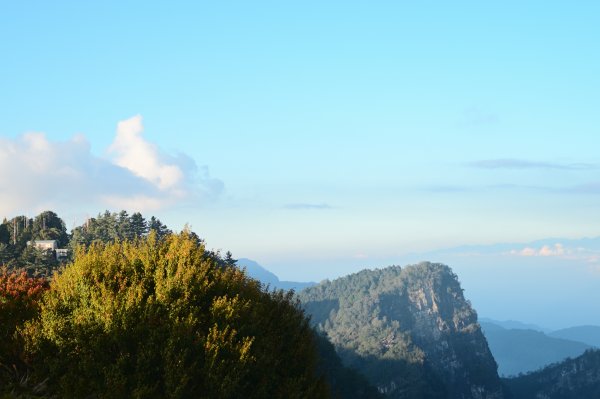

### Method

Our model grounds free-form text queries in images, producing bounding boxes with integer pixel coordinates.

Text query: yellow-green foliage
[25,232,329,399]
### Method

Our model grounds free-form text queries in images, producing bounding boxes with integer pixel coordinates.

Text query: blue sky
[2,2,600,325]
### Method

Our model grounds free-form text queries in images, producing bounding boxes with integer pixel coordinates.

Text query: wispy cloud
[0,115,223,215]
[469,158,596,170]
[283,203,333,210]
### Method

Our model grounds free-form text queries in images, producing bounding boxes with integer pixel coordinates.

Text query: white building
[56,248,69,259]
[27,240,69,260]
[28,240,58,251]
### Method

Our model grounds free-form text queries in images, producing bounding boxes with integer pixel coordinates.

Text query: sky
[1,2,600,327]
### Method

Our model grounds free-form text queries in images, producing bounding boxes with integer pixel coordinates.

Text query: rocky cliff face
[299,262,505,399]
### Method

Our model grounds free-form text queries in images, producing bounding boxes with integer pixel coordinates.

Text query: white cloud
[510,243,567,257]
[0,115,223,217]
[109,115,183,190]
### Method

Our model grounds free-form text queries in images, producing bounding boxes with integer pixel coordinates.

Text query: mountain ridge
[299,262,505,399]
[549,325,600,348]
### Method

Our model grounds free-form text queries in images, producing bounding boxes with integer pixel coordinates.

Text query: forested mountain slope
[299,262,504,399]
[505,349,600,399]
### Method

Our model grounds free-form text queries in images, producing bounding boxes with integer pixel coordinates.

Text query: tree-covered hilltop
[299,262,505,399]
[69,210,172,249]
[0,210,381,398]
[504,349,600,399]
[0,210,172,277]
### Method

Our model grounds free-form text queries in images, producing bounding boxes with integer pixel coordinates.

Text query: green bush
[25,232,329,399]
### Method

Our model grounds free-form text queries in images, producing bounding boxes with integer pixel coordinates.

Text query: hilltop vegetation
[0,210,382,398]
[0,210,171,277]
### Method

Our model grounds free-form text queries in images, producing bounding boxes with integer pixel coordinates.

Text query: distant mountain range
[479,317,550,333]
[480,321,591,376]
[549,325,600,348]
[236,258,316,292]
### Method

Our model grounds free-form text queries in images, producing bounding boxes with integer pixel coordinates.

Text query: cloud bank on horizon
[0,115,223,217]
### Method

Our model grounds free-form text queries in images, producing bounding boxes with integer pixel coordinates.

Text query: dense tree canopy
[69,210,171,250]
[22,232,330,398]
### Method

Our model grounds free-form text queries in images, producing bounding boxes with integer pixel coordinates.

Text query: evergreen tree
[117,210,133,241]
[129,212,147,239]
[0,222,10,245]
[148,216,171,241]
